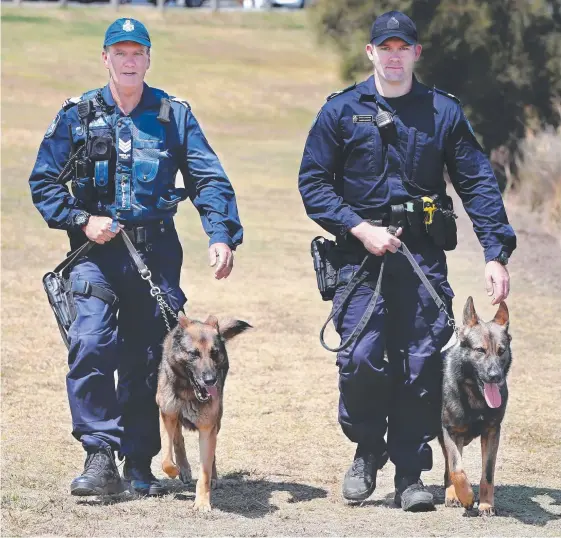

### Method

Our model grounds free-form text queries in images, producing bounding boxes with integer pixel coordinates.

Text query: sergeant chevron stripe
[119,139,131,153]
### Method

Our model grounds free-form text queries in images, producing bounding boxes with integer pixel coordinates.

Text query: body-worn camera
[87,135,113,162]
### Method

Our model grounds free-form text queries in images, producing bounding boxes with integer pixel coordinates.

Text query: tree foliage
[313,0,561,184]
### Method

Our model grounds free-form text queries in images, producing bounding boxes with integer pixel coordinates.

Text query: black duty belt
[123,220,172,245]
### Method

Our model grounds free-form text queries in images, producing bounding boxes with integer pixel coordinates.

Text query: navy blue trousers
[333,240,454,476]
[66,228,186,459]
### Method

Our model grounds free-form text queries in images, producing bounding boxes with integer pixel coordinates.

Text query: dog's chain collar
[154,293,179,333]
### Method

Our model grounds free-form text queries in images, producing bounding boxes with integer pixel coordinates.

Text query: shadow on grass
[171,470,328,518]
[489,485,561,526]
[347,483,561,526]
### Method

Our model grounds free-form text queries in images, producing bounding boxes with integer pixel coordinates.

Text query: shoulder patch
[44,113,60,138]
[170,97,191,110]
[61,96,81,112]
[326,82,357,101]
[433,87,461,104]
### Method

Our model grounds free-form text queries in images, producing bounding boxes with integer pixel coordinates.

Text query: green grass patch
[1,13,53,24]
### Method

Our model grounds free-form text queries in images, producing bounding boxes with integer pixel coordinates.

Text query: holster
[310,236,340,301]
[42,242,118,349]
[43,271,77,348]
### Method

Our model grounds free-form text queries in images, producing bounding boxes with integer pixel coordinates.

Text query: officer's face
[102,41,150,89]
[366,38,421,83]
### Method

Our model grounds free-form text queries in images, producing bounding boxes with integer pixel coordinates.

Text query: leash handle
[319,232,458,353]
[320,255,385,352]
[53,240,95,275]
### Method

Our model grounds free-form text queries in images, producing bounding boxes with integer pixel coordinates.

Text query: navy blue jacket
[298,76,516,262]
[29,84,243,249]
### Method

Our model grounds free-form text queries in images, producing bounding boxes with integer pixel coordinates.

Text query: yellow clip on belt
[422,196,437,225]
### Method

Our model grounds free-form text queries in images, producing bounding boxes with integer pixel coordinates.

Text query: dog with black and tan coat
[156,312,251,511]
[439,296,512,516]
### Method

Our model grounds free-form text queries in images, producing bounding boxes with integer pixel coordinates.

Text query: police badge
[45,114,60,139]
[123,19,135,32]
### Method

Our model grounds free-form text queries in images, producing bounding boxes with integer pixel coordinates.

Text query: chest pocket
[131,118,168,196]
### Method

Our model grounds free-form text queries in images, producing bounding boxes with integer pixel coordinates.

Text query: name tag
[353,115,374,123]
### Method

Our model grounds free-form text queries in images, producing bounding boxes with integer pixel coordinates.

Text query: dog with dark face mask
[156,312,251,511]
[439,296,512,516]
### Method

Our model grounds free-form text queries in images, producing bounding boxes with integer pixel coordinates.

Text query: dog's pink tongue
[207,385,218,399]
[484,383,502,408]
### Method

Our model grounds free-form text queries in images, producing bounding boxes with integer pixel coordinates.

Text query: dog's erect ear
[463,296,479,327]
[219,319,252,341]
[204,315,219,329]
[178,311,192,329]
[493,301,509,327]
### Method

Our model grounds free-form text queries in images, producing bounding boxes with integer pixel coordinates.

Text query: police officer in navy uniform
[29,19,243,496]
[298,11,515,510]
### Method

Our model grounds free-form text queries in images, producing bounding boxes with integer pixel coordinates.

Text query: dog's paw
[445,497,463,508]
[193,498,212,512]
[478,503,496,517]
[162,461,180,479]
[444,485,462,508]
[179,468,192,485]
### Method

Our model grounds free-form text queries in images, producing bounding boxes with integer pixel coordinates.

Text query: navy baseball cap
[370,11,417,46]
[104,18,151,48]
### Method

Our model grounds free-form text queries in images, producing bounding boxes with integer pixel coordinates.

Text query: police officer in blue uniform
[298,11,516,510]
[29,18,243,497]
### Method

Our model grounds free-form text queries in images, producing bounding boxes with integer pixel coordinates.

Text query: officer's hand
[209,243,234,280]
[350,222,402,256]
[485,261,510,305]
[83,216,123,244]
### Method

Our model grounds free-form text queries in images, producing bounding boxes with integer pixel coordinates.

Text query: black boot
[70,446,125,496]
[342,446,379,501]
[123,457,166,496]
[394,475,435,512]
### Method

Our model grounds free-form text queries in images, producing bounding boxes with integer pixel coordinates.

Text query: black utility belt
[310,194,457,302]
[122,219,173,245]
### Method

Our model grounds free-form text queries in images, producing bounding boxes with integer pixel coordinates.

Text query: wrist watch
[73,210,91,229]
[492,251,509,266]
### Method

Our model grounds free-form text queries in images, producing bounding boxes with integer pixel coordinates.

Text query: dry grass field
[1,7,560,536]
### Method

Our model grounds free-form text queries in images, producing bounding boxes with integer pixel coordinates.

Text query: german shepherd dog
[439,297,512,516]
[156,312,251,511]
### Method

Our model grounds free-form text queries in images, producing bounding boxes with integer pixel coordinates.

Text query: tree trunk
[110,0,119,10]
[211,0,220,11]
[157,0,165,12]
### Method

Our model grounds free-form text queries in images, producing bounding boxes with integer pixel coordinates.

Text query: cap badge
[123,19,135,32]
[387,17,399,29]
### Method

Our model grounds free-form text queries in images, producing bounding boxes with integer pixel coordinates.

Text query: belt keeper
[136,227,147,244]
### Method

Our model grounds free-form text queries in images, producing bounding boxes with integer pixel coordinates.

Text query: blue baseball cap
[370,11,417,46]
[104,18,151,48]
